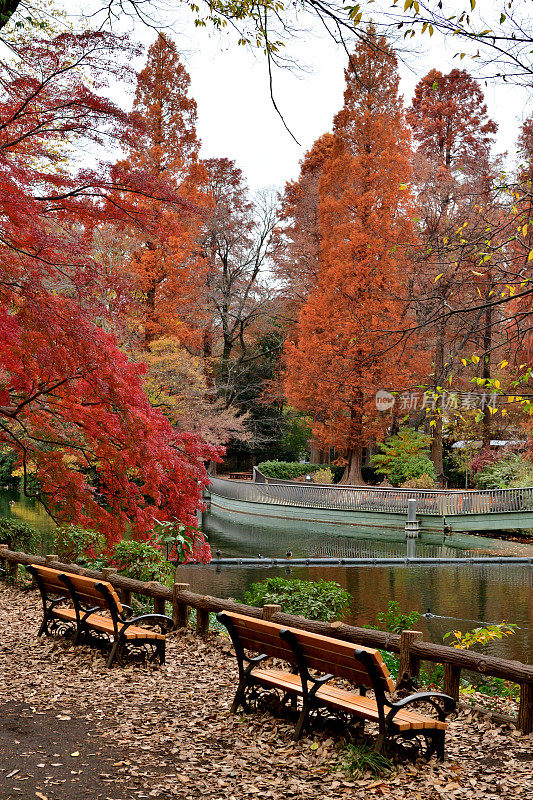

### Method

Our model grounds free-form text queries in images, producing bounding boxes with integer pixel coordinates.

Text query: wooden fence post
[101,567,117,582]
[196,608,210,636]
[262,604,282,621]
[172,583,190,629]
[398,630,423,685]
[518,682,533,734]
[147,583,165,616]
[443,663,461,702]
[45,554,58,566]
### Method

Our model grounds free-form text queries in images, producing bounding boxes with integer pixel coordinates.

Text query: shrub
[371,428,436,486]
[401,473,436,489]
[54,524,105,563]
[375,601,421,634]
[443,622,518,699]
[473,453,533,489]
[257,461,322,480]
[244,577,351,622]
[153,519,211,564]
[108,539,173,584]
[0,518,39,553]
[312,467,333,484]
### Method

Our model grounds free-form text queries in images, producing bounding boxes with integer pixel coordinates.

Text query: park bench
[26,564,173,667]
[217,611,456,759]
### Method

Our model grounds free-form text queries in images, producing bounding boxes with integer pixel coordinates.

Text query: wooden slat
[60,573,123,613]
[235,627,373,688]
[251,669,446,732]
[81,614,164,640]
[226,612,394,692]
[53,608,77,621]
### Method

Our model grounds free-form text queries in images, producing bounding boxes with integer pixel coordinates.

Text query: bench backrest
[221,612,394,694]
[59,571,123,614]
[27,564,66,596]
[28,565,123,614]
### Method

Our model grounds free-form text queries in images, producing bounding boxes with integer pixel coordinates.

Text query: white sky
[73,2,533,193]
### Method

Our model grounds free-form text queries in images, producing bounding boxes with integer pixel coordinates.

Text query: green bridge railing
[209,477,533,516]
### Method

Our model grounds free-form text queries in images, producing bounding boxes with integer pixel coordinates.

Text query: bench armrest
[49,596,68,609]
[121,614,174,633]
[387,691,456,724]
[80,606,101,624]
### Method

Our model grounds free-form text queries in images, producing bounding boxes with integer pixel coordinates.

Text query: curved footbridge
[206,476,533,536]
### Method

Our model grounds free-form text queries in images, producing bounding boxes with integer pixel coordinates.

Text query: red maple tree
[0,31,216,549]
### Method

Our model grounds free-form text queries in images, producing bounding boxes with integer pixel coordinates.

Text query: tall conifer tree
[284,31,422,484]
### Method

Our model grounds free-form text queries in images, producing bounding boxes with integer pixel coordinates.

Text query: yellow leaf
[529,250,533,262]
[461,359,467,366]
[472,355,480,364]
[494,379,500,389]
[399,183,409,190]
[435,273,444,282]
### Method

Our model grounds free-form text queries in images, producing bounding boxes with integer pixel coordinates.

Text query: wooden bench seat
[217,611,456,759]
[251,669,447,732]
[27,564,172,666]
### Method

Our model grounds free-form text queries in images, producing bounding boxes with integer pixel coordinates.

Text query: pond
[177,510,533,665]
[2,490,533,663]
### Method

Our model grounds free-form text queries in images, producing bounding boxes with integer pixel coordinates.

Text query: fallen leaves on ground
[0,585,531,799]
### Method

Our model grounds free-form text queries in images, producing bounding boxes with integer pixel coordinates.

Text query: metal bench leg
[231,680,249,714]
[436,730,445,761]
[106,640,119,668]
[293,704,310,740]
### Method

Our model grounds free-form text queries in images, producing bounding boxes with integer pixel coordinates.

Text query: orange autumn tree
[119,33,208,350]
[284,32,424,484]
[275,133,336,315]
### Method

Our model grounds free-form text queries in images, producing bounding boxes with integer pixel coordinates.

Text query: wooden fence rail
[1,545,532,732]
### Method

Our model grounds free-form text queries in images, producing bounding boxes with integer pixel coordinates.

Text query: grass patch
[342,742,395,779]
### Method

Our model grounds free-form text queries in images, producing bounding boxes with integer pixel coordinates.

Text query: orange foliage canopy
[284,32,424,483]
[119,34,208,349]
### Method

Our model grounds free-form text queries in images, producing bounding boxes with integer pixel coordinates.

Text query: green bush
[108,539,172,584]
[474,453,533,489]
[371,428,436,486]
[375,600,422,634]
[53,524,105,563]
[257,461,322,480]
[0,518,39,553]
[244,577,351,622]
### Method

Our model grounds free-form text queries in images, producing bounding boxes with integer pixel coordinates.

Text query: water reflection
[175,511,533,664]
[0,489,56,536]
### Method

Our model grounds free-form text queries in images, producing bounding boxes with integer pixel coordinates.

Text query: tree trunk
[341,397,365,485]
[341,446,363,485]
[431,309,445,477]
[482,298,492,448]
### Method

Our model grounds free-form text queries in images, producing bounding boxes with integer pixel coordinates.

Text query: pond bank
[0,584,532,799]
